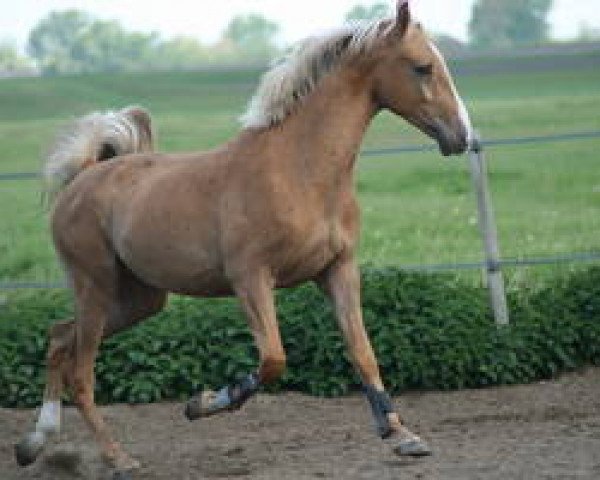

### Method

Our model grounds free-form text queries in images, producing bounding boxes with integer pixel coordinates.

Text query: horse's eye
[414,64,433,76]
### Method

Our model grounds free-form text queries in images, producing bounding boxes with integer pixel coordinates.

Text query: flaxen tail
[43,106,155,200]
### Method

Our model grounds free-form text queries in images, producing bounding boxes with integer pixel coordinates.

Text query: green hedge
[1,267,599,407]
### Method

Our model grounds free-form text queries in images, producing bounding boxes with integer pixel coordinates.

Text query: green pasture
[1,62,599,286]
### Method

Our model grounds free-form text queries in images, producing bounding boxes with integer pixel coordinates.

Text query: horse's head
[371,1,472,156]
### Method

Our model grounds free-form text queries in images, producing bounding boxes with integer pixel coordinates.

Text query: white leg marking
[36,400,61,435]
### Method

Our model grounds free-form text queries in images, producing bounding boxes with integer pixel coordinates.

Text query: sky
[1,0,599,51]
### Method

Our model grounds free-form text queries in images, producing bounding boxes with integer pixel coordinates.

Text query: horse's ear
[394,0,411,37]
[123,106,152,135]
[122,105,154,147]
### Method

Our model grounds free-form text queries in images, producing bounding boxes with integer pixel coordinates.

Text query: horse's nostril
[450,133,468,155]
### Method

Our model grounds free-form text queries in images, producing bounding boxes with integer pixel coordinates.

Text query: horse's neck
[270,68,376,189]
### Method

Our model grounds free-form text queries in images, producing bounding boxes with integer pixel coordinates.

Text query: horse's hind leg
[67,266,166,474]
[15,319,75,466]
[15,276,129,471]
[71,285,133,470]
[320,256,431,457]
[15,260,165,475]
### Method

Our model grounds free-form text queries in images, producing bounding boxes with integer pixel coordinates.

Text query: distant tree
[577,22,600,42]
[72,20,157,73]
[27,10,91,74]
[344,2,391,22]
[28,10,162,74]
[432,34,468,58]
[154,37,210,70]
[0,42,34,73]
[222,13,279,62]
[469,0,553,49]
[27,9,283,74]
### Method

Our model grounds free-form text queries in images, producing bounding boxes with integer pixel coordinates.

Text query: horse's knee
[260,352,286,383]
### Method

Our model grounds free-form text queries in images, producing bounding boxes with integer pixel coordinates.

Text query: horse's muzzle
[416,118,468,157]
[433,121,469,157]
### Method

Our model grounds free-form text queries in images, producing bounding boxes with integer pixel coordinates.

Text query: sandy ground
[2,368,599,480]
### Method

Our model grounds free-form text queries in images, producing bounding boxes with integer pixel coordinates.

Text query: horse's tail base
[43,106,155,201]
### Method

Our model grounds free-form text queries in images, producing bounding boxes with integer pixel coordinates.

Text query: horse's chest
[269,213,349,285]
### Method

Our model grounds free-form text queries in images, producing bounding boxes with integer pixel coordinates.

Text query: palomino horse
[16,2,472,477]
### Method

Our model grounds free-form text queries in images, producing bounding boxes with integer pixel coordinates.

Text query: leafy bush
[1,267,599,407]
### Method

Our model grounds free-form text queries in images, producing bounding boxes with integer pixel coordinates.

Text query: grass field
[1,60,599,286]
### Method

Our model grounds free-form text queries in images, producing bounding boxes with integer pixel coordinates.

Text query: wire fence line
[1,130,599,291]
[0,172,38,181]
[2,252,600,291]
[399,251,600,273]
[1,130,599,182]
[0,281,66,291]
[361,130,600,158]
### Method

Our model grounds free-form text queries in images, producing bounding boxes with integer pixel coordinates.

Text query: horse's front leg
[185,270,285,420]
[321,256,431,457]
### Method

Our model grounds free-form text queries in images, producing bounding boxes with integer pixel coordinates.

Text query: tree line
[12,10,280,76]
[1,0,596,76]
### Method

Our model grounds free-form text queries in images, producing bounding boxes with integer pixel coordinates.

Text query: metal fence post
[468,132,510,325]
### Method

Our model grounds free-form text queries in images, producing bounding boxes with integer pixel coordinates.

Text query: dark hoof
[112,470,134,480]
[14,436,44,467]
[393,438,432,457]
[184,397,201,421]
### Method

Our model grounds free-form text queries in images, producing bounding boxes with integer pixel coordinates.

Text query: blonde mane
[240,19,394,128]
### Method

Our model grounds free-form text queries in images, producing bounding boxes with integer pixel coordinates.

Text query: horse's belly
[126,253,230,295]
[115,226,230,295]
